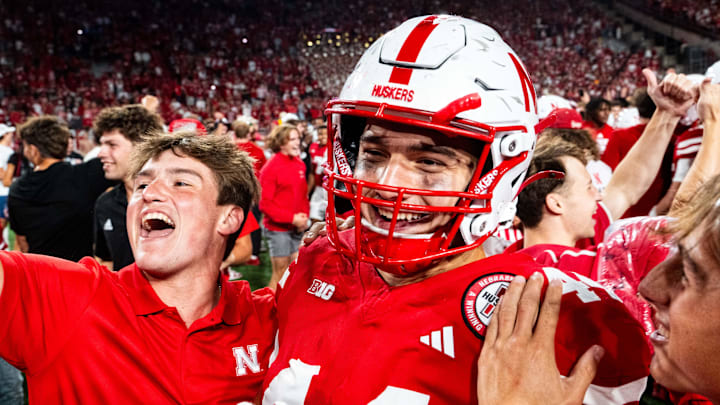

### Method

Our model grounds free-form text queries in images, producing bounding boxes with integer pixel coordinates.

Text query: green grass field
[230,247,273,290]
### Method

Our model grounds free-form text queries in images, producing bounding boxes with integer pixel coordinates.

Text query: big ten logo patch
[461,273,514,338]
[307,278,335,300]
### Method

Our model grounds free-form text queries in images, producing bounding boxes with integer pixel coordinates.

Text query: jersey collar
[118,264,250,325]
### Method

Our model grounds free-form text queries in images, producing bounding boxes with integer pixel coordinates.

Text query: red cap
[168,118,207,135]
[548,108,584,129]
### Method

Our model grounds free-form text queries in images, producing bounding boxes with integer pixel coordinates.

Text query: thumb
[642,68,658,89]
[564,345,603,399]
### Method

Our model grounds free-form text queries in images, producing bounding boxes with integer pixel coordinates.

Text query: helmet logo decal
[370,84,415,102]
[388,16,440,85]
[508,52,537,114]
[333,140,353,176]
[462,273,515,339]
[472,169,499,194]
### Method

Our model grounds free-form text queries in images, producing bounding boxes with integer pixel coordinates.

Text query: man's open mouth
[141,212,176,238]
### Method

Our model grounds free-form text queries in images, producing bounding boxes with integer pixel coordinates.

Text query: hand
[477,273,604,405]
[141,95,159,113]
[220,253,235,272]
[292,213,309,229]
[697,79,720,124]
[643,68,699,117]
[302,215,355,246]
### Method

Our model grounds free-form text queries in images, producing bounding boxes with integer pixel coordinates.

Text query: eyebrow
[136,167,204,182]
[359,134,464,160]
[679,244,708,284]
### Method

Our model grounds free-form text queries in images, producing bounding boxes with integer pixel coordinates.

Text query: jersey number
[263,359,430,404]
[542,267,621,303]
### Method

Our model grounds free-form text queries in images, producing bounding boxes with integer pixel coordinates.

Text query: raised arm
[603,69,697,220]
[669,80,720,215]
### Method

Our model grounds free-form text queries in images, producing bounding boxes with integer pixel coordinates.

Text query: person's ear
[217,206,244,236]
[545,192,564,216]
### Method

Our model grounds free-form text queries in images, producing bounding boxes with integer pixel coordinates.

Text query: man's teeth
[377,208,424,221]
[142,212,175,230]
[651,326,669,342]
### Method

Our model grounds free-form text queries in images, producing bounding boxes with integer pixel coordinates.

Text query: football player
[262,15,650,404]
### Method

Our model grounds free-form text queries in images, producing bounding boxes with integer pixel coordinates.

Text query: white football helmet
[323,15,539,275]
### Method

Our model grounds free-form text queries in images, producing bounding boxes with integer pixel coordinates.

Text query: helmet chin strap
[516,170,565,197]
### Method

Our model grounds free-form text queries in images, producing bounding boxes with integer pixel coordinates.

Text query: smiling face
[98,129,135,181]
[638,220,720,401]
[127,150,233,277]
[279,129,301,157]
[353,124,477,236]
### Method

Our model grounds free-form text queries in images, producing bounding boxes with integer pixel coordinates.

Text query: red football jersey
[0,252,276,404]
[262,230,650,404]
[672,126,703,183]
[308,142,328,189]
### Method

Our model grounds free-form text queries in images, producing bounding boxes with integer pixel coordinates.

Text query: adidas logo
[419,326,454,358]
[103,218,113,231]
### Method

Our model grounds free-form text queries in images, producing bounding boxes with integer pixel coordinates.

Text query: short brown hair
[232,120,250,139]
[129,132,259,212]
[541,128,599,160]
[517,137,588,228]
[93,104,164,143]
[18,116,71,159]
[266,124,297,153]
[129,132,259,259]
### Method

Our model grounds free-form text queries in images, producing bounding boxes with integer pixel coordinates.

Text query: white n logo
[233,344,261,376]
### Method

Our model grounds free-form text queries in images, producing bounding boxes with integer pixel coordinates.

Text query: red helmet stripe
[388,16,439,85]
[508,52,537,114]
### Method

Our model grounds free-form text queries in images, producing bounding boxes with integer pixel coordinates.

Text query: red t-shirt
[262,230,650,404]
[259,153,309,232]
[0,252,276,404]
[236,141,267,179]
[601,123,671,218]
[583,121,614,155]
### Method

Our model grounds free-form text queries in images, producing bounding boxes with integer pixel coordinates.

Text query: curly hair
[93,104,164,143]
[18,116,71,159]
[541,128,599,160]
[265,124,297,153]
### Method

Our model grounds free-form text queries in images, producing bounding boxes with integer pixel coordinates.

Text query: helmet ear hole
[499,133,526,158]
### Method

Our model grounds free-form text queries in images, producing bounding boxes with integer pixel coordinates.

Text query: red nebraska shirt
[259,153,309,232]
[262,230,650,404]
[0,252,276,404]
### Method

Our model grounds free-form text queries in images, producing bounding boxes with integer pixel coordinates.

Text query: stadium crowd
[2,2,720,405]
[1,0,660,133]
